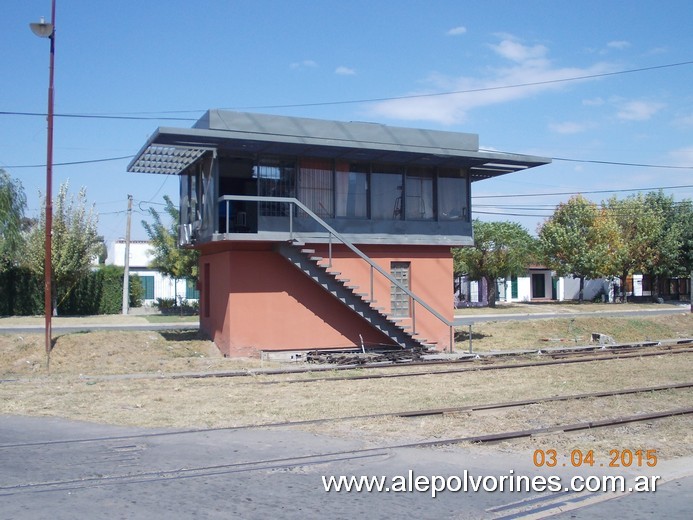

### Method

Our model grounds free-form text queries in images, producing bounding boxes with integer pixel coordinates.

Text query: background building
[106,240,199,305]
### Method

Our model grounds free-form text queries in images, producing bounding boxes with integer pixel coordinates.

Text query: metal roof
[127,110,550,179]
[128,145,213,175]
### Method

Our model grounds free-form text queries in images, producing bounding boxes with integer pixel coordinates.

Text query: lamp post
[30,0,56,363]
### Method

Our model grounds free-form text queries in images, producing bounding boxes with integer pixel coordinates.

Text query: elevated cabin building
[128,110,550,358]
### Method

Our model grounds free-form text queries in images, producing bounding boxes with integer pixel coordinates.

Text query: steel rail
[246,347,693,385]
[2,382,690,450]
[2,406,691,496]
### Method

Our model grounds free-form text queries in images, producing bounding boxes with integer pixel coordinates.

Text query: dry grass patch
[2,353,691,458]
[455,313,692,352]
[1,316,691,461]
[0,330,278,378]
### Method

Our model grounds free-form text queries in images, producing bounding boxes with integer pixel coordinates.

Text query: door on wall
[511,275,518,300]
[531,273,546,299]
[390,262,411,317]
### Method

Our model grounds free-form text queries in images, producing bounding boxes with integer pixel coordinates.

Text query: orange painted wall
[311,244,454,349]
[198,243,397,357]
[198,242,454,357]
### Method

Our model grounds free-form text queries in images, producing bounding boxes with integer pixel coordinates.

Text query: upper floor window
[438,169,469,221]
[406,167,435,220]
[255,158,296,216]
[335,161,368,218]
[371,165,404,220]
[299,158,333,218]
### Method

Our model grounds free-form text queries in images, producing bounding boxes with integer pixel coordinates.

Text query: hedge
[0,265,143,316]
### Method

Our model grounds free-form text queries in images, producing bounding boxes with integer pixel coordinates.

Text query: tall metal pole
[122,195,133,314]
[45,0,55,360]
[31,1,57,363]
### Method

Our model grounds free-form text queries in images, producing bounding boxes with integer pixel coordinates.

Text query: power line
[472,184,693,199]
[2,60,692,118]
[0,111,197,122]
[222,60,693,110]
[3,155,134,169]
[478,149,693,170]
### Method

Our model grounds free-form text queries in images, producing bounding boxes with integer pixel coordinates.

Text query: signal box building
[128,110,550,358]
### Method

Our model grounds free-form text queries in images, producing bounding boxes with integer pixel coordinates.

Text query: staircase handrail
[219,195,454,350]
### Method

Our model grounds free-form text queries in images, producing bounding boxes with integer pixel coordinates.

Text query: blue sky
[2,0,692,244]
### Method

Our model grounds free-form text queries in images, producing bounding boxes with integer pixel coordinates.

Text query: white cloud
[668,146,693,167]
[489,39,549,64]
[582,97,605,106]
[335,66,356,76]
[616,100,665,121]
[549,121,589,134]
[290,60,318,70]
[607,40,630,50]
[369,35,614,125]
[447,26,467,36]
[675,113,693,126]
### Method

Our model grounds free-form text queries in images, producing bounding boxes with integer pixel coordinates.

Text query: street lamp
[30,1,56,363]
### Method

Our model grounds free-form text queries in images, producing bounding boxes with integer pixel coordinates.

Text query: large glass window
[371,165,404,220]
[335,162,368,218]
[438,168,468,221]
[299,158,333,218]
[405,167,435,220]
[255,158,296,216]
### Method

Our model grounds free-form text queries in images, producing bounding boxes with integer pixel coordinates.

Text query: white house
[498,267,610,303]
[106,240,198,305]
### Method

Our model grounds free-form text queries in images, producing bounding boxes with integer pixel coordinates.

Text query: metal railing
[219,195,454,351]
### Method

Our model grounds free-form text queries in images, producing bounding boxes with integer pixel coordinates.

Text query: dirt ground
[1,311,691,462]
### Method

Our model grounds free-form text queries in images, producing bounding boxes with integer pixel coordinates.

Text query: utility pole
[122,194,133,314]
[30,1,56,365]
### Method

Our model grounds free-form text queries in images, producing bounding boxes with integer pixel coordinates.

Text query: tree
[605,192,680,300]
[142,195,199,303]
[0,169,27,269]
[453,220,537,307]
[539,195,620,302]
[24,182,102,314]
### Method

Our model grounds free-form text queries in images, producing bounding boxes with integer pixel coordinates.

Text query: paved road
[1,307,688,334]
[0,323,199,335]
[454,307,690,326]
[1,416,690,519]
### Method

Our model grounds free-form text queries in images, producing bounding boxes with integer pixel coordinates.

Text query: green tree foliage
[605,193,680,299]
[142,195,199,297]
[673,199,693,276]
[0,169,27,269]
[453,220,537,307]
[24,182,102,314]
[60,265,143,315]
[538,195,620,301]
[643,191,692,276]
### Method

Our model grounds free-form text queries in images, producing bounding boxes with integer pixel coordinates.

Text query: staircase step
[300,248,316,254]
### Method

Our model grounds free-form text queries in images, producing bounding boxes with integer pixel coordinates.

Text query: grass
[455,314,691,352]
[143,315,199,323]
[1,311,691,461]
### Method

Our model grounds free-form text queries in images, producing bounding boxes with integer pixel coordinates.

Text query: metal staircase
[275,241,433,351]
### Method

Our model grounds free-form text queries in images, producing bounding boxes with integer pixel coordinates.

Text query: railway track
[245,345,693,385]
[50,338,686,385]
[2,402,691,497]
[2,381,690,449]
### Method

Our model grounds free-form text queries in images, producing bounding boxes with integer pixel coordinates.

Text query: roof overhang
[127,110,551,179]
